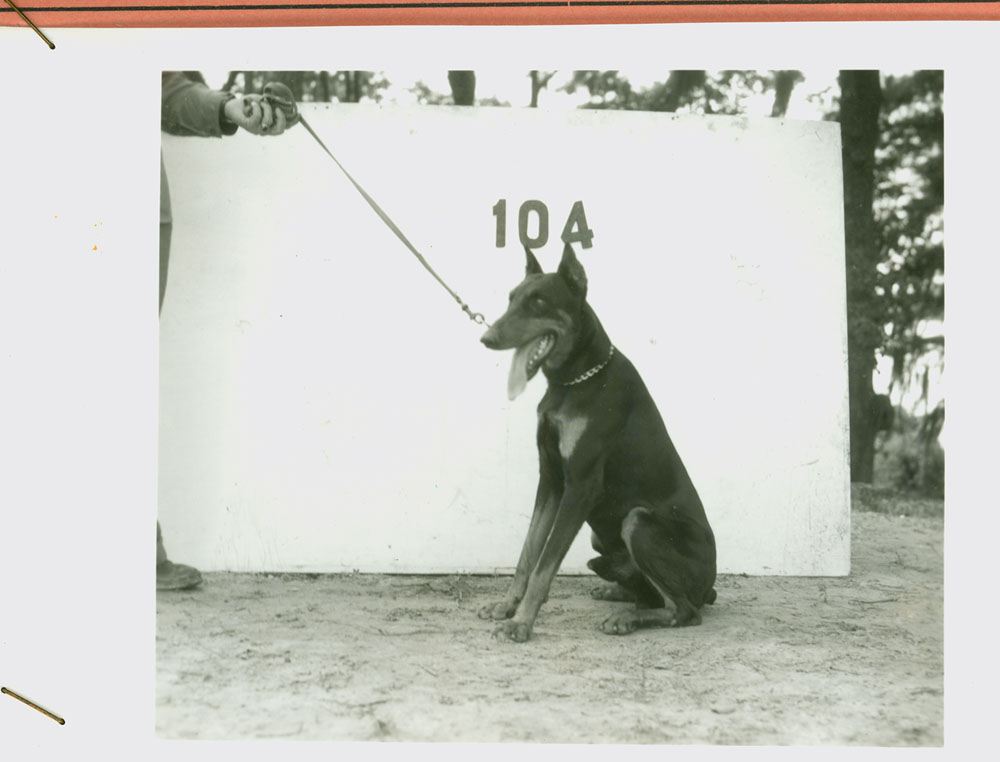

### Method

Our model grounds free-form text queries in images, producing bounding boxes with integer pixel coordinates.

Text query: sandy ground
[156,510,943,744]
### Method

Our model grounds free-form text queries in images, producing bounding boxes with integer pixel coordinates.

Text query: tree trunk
[222,71,239,93]
[242,72,261,94]
[530,71,541,108]
[838,70,883,483]
[654,70,706,113]
[344,71,359,103]
[770,70,801,117]
[530,71,555,108]
[448,71,476,106]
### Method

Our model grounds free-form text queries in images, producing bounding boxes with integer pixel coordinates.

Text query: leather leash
[258,83,488,327]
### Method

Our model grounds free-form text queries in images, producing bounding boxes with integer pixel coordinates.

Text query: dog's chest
[539,407,589,461]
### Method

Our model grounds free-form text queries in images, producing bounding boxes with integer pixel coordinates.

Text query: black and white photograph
[151,67,943,743]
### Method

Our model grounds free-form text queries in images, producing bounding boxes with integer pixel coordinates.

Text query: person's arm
[161,71,237,138]
[161,72,288,137]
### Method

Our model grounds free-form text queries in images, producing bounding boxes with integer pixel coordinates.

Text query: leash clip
[460,303,489,327]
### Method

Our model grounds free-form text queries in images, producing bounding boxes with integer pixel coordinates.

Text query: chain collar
[560,344,615,386]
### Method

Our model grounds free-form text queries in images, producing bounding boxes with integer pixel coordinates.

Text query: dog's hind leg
[601,506,716,635]
[588,552,639,602]
[586,530,661,603]
[587,549,665,604]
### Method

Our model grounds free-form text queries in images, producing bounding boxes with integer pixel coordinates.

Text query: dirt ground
[156,509,943,744]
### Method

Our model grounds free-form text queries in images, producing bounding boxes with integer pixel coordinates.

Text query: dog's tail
[705,588,717,606]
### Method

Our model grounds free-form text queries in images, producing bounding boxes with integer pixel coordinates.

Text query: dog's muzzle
[480,326,502,350]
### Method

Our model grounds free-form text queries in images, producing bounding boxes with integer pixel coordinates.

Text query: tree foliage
[223,71,389,103]
[560,70,803,117]
[806,71,943,409]
[872,71,944,401]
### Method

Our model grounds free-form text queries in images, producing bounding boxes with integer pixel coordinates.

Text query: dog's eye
[531,297,547,312]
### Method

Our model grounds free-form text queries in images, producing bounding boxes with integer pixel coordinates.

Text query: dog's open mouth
[507,333,556,400]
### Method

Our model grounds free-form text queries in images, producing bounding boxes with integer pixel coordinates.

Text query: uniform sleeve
[161,71,238,138]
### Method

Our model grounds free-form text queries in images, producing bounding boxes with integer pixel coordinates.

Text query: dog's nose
[480,327,501,349]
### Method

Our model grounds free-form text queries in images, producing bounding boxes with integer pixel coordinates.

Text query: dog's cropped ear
[558,243,587,297]
[524,246,544,276]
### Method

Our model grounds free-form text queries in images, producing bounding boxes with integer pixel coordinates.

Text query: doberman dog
[479,243,717,642]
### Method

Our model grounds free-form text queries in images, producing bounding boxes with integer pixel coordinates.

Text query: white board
[159,103,850,576]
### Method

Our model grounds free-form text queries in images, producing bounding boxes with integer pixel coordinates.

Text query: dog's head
[481,243,589,400]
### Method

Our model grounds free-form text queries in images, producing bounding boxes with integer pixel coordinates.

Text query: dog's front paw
[478,599,518,621]
[492,618,533,643]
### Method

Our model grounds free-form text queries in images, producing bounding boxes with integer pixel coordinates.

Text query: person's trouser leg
[157,522,168,565]
[160,156,172,314]
[156,525,202,590]
[157,518,202,590]
[156,160,201,590]
[159,221,171,313]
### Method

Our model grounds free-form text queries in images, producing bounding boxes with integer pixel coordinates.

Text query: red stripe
[2,3,999,28]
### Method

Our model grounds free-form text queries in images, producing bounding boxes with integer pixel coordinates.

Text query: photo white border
[0,20,992,758]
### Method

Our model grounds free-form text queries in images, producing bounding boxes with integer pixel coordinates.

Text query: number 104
[492,199,594,250]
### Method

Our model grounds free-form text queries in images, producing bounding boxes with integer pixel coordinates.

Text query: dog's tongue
[507,337,543,401]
